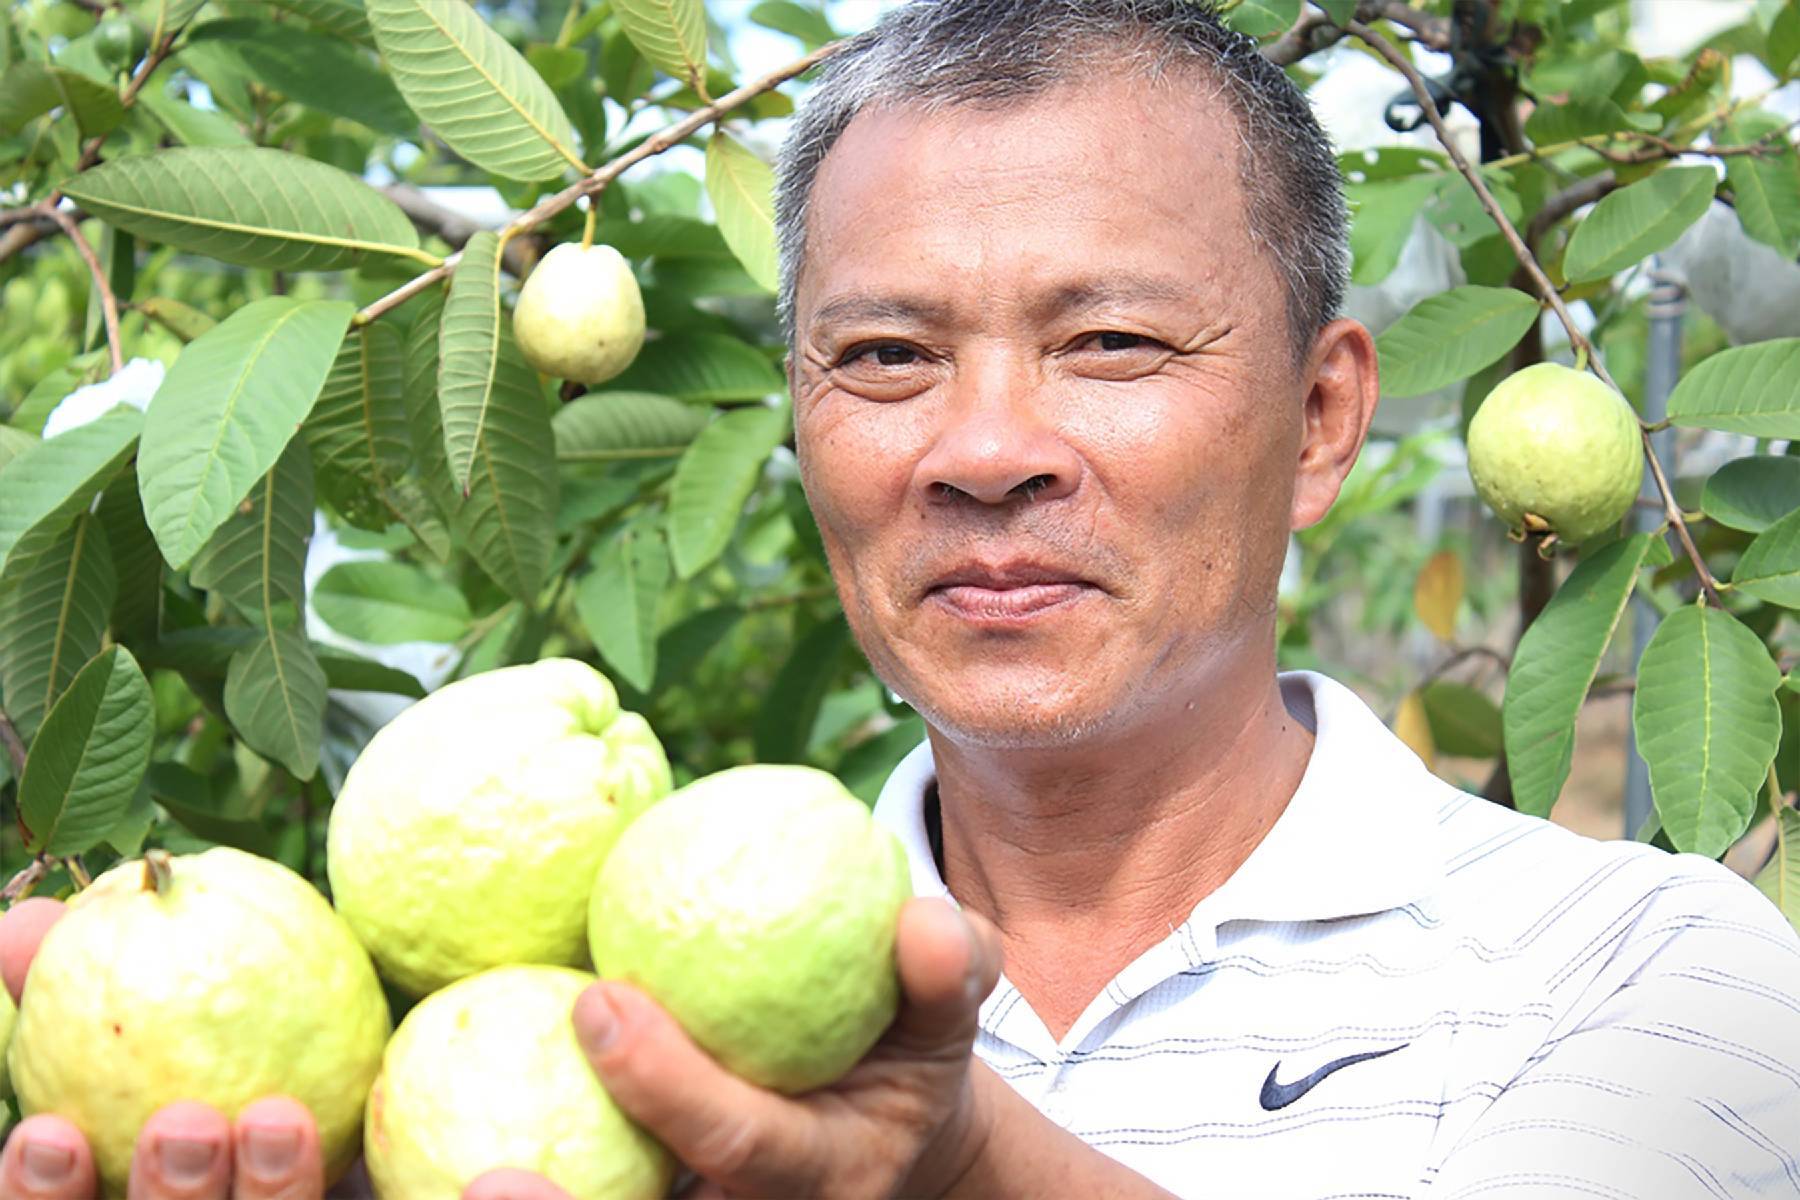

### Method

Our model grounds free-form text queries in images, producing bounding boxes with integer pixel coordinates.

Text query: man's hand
[0,898,329,1200]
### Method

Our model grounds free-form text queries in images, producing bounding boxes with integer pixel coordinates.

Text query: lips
[924,561,1096,622]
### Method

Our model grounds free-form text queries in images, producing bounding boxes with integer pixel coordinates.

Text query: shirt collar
[871,670,1445,925]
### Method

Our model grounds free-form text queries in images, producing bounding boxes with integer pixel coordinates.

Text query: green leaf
[262,0,374,44]
[0,514,116,741]
[1374,286,1541,398]
[613,0,708,86]
[748,1,837,48]
[402,286,455,517]
[1313,0,1355,28]
[1346,173,1441,286]
[223,627,326,779]
[189,439,314,631]
[367,0,586,181]
[93,465,162,643]
[0,405,140,589]
[1523,96,1658,146]
[316,649,426,697]
[146,761,277,857]
[704,131,778,293]
[668,405,788,579]
[19,647,154,856]
[1420,681,1503,758]
[837,717,925,805]
[1770,0,1800,76]
[527,42,589,89]
[439,230,505,497]
[1562,165,1716,282]
[186,18,413,135]
[1732,506,1800,607]
[1224,0,1300,38]
[139,296,352,569]
[0,427,40,475]
[1723,112,1800,258]
[307,323,410,530]
[609,333,783,403]
[1668,338,1800,439]
[1701,455,1800,533]
[753,615,848,763]
[62,147,428,270]
[596,214,731,260]
[138,86,252,147]
[0,63,125,138]
[575,525,669,692]
[313,560,471,644]
[1504,533,1659,816]
[1754,805,1800,934]
[553,392,709,462]
[1634,605,1784,857]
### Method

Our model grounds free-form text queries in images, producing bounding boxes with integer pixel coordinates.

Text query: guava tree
[0,0,1796,958]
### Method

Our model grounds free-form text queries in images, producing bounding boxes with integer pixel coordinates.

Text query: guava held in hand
[1466,362,1645,546]
[327,658,672,998]
[589,764,915,1094]
[365,965,673,1200]
[512,242,646,385]
[6,849,390,1196]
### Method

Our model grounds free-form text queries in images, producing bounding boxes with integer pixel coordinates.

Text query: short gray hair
[773,0,1349,359]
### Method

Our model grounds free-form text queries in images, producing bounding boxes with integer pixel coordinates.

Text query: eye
[840,341,924,368]
[1089,331,1159,352]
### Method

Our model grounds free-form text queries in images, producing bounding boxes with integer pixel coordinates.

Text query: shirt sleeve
[1426,856,1800,1199]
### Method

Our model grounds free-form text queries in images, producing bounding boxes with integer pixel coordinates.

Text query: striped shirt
[872,671,1800,1198]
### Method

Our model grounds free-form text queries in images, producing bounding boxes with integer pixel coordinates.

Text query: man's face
[790,74,1347,749]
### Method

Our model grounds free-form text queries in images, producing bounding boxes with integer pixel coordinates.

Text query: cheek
[795,399,915,558]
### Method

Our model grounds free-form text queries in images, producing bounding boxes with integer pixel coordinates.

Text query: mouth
[924,561,1098,623]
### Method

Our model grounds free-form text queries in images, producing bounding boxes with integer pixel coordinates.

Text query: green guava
[1466,362,1644,545]
[365,965,673,1200]
[327,658,672,998]
[589,764,914,1093]
[512,242,646,385]
[6,849,390,1197]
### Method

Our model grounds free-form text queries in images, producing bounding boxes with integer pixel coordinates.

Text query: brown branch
[1348,19,1725,609]
[1264,2,1450,67]
[1,857,52,904]
[67,29,180,182]
[354,40,845,327]
[1419,644,1512,690]
[1527,172,1618,245]
[44,205,123,373]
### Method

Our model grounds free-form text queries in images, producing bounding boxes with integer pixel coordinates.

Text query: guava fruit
[589,764,913,1093]
[364,965,673,1200]
[6,849,389,1196]
[327,658,671,998]
[1466,362,1644,545]
[512,242,646,385]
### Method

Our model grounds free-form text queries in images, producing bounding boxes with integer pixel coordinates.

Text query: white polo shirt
[873,671,1800,1198]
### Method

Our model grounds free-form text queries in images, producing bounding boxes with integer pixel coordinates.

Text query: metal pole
[1623,265,1684,840]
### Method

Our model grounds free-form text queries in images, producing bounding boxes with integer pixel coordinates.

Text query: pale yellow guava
[365,965,672,1200]
[6,849,389,1197]
[589,764,914,1093]
[1466,362,1644,545]
[327,658,671,998]
[512,242,646,385]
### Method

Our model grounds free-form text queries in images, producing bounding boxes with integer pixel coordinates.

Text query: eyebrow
[808,294,955,331]
[1033,278,1197,319]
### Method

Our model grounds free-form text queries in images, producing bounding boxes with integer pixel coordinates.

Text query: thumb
[0,896,66,1005]
[882,898,1004,1059]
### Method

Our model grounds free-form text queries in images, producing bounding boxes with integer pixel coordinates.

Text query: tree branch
[44,206,123,373]
[1347,19,1725,608]
[1264,2,1451,68]
[382,184,540,277]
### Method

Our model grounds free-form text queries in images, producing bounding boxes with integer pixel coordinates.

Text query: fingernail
[242,1125,300,1175]
[577,987,620,1056]
[157,1136,217,1183]
[21,1141,74,1187]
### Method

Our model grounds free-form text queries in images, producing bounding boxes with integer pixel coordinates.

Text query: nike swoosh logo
[1258,1044,1408,1111]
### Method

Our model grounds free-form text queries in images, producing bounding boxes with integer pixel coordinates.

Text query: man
[5,1,1798,1197]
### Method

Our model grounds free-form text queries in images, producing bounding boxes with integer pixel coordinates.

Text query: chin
[888,668,1136,751]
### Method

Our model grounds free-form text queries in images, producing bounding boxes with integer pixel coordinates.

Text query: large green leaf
[139,297,352,569]
[668,405,788,579]
[1346,173,1441,286]
[0,405,140,589]
[1505,533,1660,817]
[748,1,837,49]
[753,615,848,763]
[613,0,708,86]
[145,761,278,857]
[139,87,252,147]
[94,466,162,644]
[1420,681,1503,758]
[1523,95,1658,145]
[0,515,116,741]
[596,214,731,261]
[367,0,586,181]
[553,392,709,462]
[1223,0,1300,37]
[313,560,471,644]
[1374,286,1541,398]
[439,231,505,496]
[316,649,426,697]
[0,428,40,475]
[402,286,455,517]
[1732,505,1800,607]
[223,628,326,779]
[19,647,154,856]
[1634,605,1784,857]
[62,147,430,270]
[575,525,669,693]
[1755,805,1800,935]
[1701,455,1800,533]
[307,323,410,529]
[609,333,783,403]
[1723,112,1800,259]
[1668,339,1800,439]
[189,440,314,631]
[263,0,374,43]
[0,63,125,138]
[1562,165,1717,282]
[704,131,779,293]
[186,18,414,135]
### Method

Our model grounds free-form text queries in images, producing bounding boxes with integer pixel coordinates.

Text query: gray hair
[773,0,1349,360]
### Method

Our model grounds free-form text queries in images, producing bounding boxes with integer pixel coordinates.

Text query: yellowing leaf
[1393,690,1436,767]
[1413,549,1464,641]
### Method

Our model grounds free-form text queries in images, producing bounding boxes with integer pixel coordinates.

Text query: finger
[882,899,1004,1057]
[461,1167,576,1200]
[571,982,816,1190]
[128,1101,231,1200]
[0,1114,98,1200]
[0,896,66,1005]
[230,1097,322,1200]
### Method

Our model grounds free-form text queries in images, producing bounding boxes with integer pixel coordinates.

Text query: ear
[1290,317,1380,531]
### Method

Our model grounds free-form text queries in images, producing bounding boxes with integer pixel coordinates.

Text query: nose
[912,354,1081,507]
